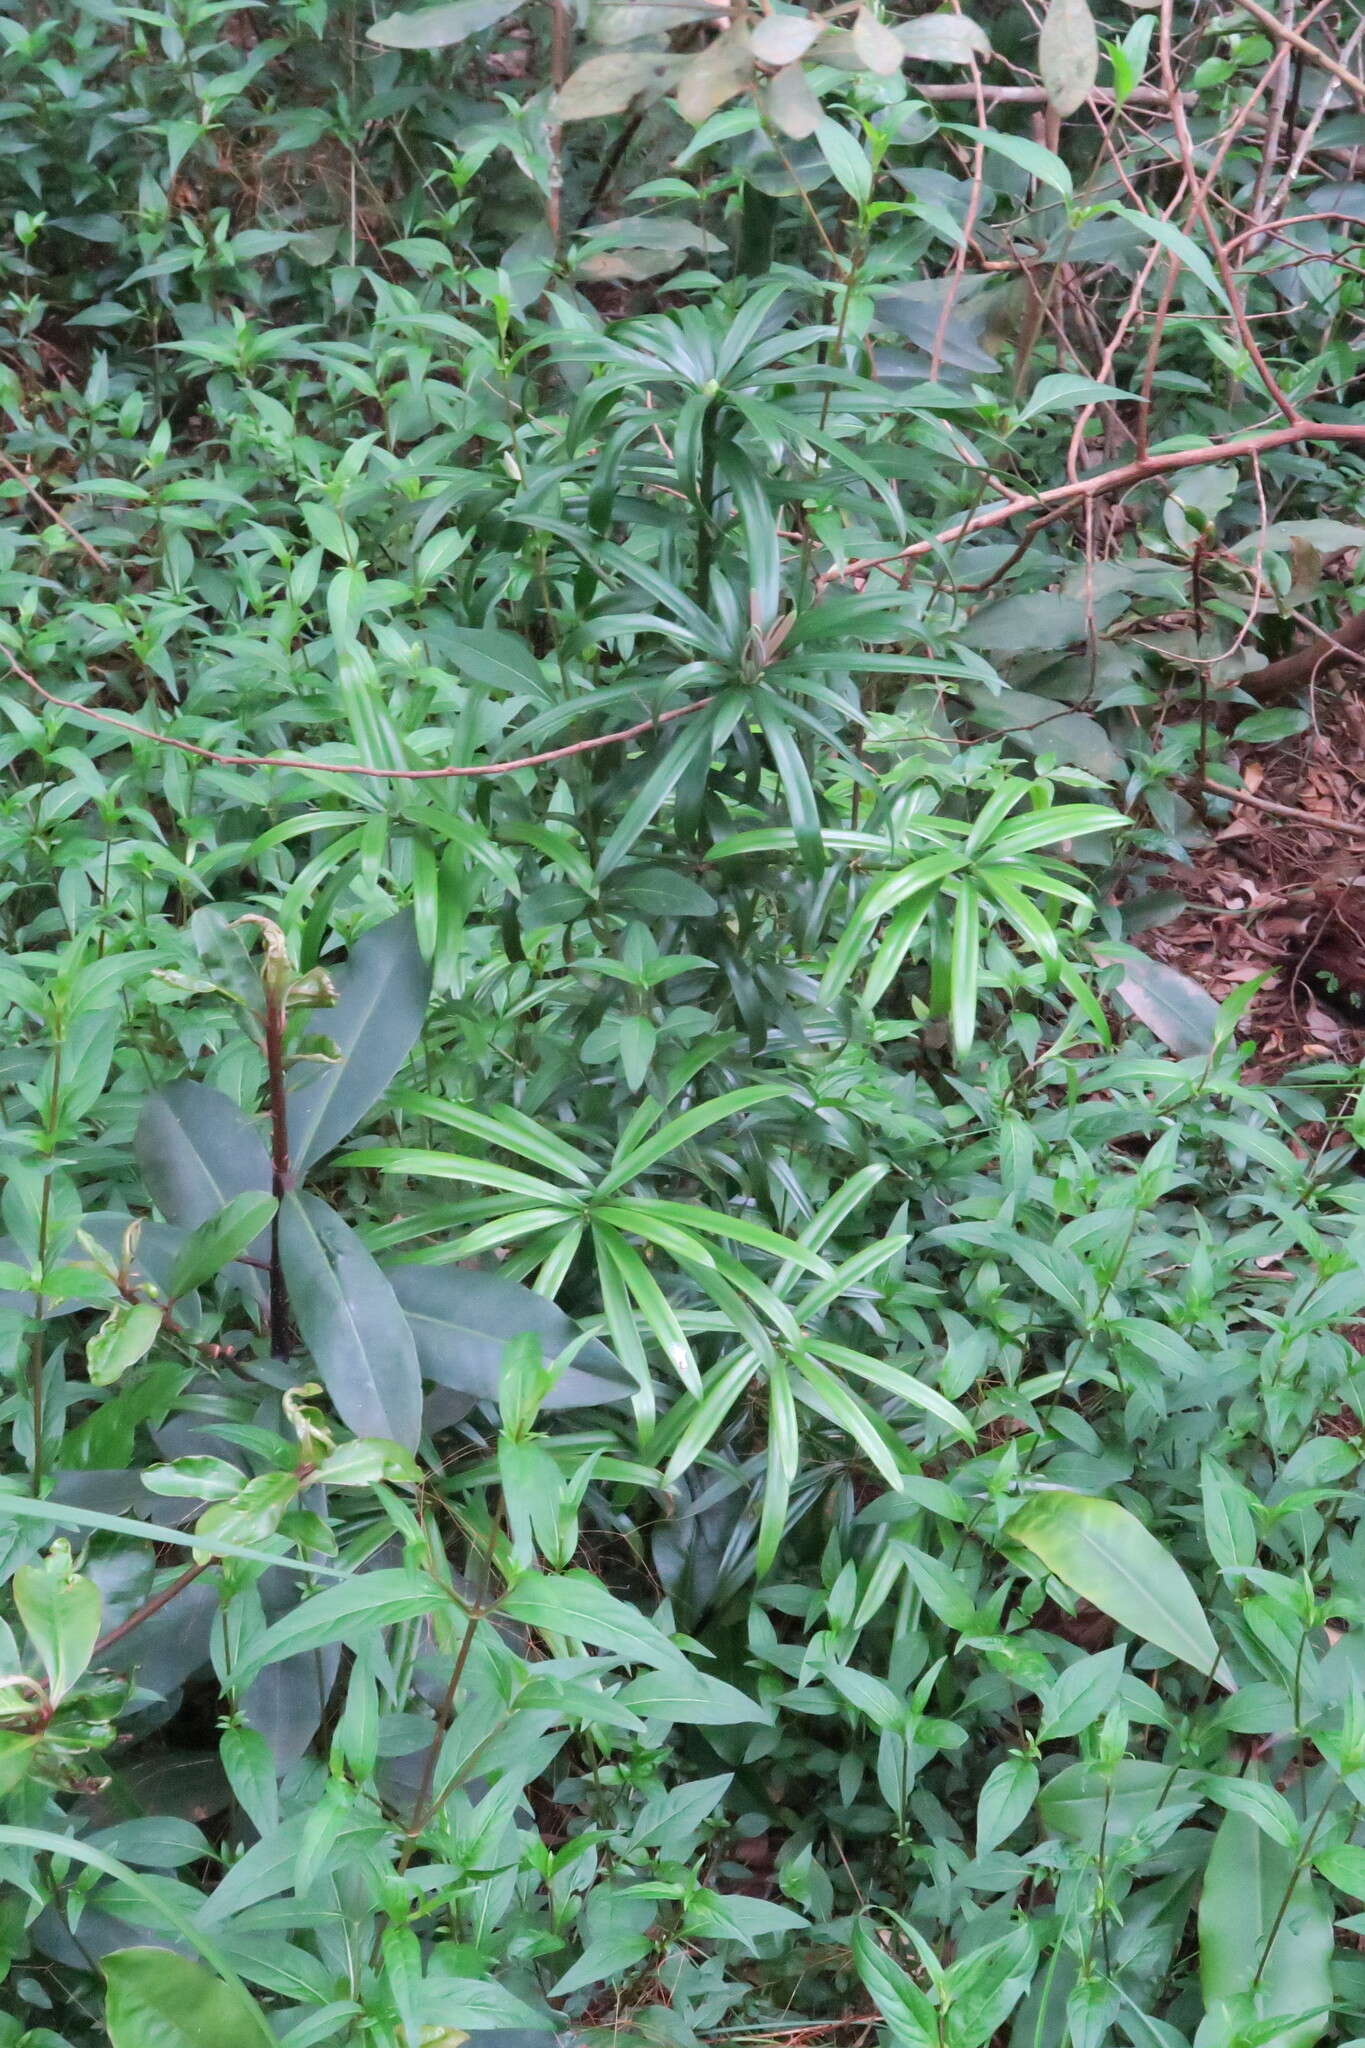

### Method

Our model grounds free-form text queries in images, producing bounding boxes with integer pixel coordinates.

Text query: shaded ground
[1139,694,1365,1076]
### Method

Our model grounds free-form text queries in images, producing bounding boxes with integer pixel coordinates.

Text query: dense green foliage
[2,0,1365,2042]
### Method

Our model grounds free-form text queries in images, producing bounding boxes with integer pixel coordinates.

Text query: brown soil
[1137,691,1365,1076]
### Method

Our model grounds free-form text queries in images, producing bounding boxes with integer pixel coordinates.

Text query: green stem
[1252,1786,1336,1987]
[29,1030,63,1495]
[695,398,719,608]
[263,990,291,1361]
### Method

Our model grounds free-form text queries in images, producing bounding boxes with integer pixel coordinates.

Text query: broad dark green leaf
[278,1193,422,1448]
[617,1664,771,1727]
[135,1082,270,1233]
[965,684,1123,780]
[444,624,548,696]
[607,864,717,918]
[1039,1760,1202,1846]
[385,1263,631,1408]
[287,911,432,1169]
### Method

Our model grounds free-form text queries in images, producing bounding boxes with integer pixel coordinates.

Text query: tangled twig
[2,642,715,783]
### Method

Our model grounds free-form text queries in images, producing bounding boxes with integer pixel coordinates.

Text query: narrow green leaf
[500,1569,686,1668]
[601,1083,787,1193]
[346,1146,574,1204]
[596,708,732,879]
[1006,1490,1234,1688]
[233,1569,448,1688]
[391,1091,595,1185]
[963,125,1073,195]
[1115,204,1228,304]
[948,878,980,1056]
[0,1488,349,1577]
[756,1354,799,1576]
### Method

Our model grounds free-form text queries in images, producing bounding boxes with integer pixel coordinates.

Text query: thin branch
[2,643,714,783]
[0,453,111,572]
[1243,0,1297,253]
[1237,605,1365,698]
[827,417,1365,585]
[1068,25,1310,477]
[1268,15,1365,212]
[1229,0,1365,104]
[1201,778,1365,840]
[1159,0,1298,424]
[929,37,987,384]
[92,1560,210,1658]
[909,82,1194,105]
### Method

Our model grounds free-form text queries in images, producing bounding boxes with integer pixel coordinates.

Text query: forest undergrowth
[2,0,1365,2042]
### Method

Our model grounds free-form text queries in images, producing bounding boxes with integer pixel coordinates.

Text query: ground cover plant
[2,0,1365,2042]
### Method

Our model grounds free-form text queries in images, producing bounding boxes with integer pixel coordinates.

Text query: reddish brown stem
[93,1560,210,1658]
[1,645,713,785]
[1228,0,1365,103]
[829,418,1365,586]
[0,453,111,572]
[1159,0,1298,425]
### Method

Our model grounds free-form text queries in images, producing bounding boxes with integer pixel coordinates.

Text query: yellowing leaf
[766,61,822,138]
[896,12,990,63]
[750,11,823,66]
[553,48,684,120]
[589,0,715,43]
[368,0,525,48]
[851,6,904,74]
[676,24,755,124]
[1039,0,1099,116]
